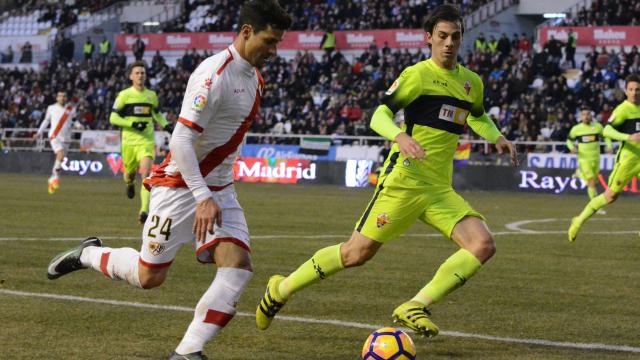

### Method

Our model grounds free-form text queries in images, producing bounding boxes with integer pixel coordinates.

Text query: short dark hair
[625,73,640,87]
[423,4,464,35]
[238,0,292,34]
[127,60,146,76]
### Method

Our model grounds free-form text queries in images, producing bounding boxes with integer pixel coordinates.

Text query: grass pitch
[1,173,639,359]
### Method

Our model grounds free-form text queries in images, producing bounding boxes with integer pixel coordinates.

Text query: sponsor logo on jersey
[582,135,596,142]
[233,88,246,95]
[376,213,390,228]
[133,105,151,115]
[193,94,207,112]
[385,80,400,95]
[439,104,469,125]
[149,241,166,256]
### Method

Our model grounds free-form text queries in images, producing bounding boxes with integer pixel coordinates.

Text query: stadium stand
[0,0,638,150]
[162,0,492,33]
[558,0,640,26]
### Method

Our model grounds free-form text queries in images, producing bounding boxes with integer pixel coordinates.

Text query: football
[361,327,417,360]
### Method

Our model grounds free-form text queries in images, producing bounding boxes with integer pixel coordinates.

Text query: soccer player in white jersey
[46,1,292,359]
[33,90,76,194]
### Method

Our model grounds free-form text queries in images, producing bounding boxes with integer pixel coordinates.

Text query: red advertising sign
[538,26,640,47]
[233,157,316,184]
[116,30,426,52]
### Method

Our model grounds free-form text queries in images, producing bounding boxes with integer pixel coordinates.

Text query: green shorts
[355,170,484,243]
[608,151,640,193]
[578,157,599,181]
[122,143,154,175]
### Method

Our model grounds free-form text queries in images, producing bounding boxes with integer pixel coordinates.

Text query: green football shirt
[606,100,640,154]
[380,58,500,186]
[110,86,168,146]
[566,122,610,160]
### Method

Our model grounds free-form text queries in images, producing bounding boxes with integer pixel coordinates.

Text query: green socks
[576,194,608,225]
[587,187,597,200]
[278,243,345,299]
[411,249,482,306]
[140,184,150,213]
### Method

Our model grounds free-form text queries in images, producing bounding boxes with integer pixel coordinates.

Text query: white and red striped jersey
[145,45,264,196]
[37,103,76,141]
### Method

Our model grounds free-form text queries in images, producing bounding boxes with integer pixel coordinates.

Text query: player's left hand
[193,197,222,243]
[496,136,519,166]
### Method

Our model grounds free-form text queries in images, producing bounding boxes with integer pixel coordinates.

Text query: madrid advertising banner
[116,29,425,52]
[538,26,640,47]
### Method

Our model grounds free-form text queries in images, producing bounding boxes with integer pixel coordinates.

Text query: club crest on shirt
[376,213,390,228]
[464,81,471,95]
[148,241,165,256]
[202,78,212,89]
[385,79,400,95]
[192,94,207,112]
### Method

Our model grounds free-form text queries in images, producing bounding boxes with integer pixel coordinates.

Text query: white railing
[1,127,602,155]
[464,0,519,31]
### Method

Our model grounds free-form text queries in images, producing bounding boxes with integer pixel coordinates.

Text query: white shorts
[50,137,69,153]
[139,185,250,269]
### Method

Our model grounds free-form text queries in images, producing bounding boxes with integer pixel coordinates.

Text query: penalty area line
[0,289,639,354]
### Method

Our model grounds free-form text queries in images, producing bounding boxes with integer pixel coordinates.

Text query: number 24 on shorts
[147,215,172,240]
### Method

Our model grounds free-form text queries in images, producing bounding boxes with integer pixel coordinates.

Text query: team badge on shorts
[148,241,166,256]
[193,94,207,112]
[376,213,390,228]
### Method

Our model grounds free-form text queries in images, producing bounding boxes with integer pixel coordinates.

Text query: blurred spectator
[99,36,110,59]
[132,36,145,61]
[19,42,32,63]
[83,37,95,61]
[2,45,14,64]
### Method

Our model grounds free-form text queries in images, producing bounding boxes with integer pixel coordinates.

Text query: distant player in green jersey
[110,61,174,224]
[569,74,640,242]
[255,4,518,337]
[566,106,612,205]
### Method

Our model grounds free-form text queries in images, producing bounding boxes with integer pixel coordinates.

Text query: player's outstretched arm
[468,112,518,166]
[602,124,631,142]
[495,135,519,166]
[370,104,425,160]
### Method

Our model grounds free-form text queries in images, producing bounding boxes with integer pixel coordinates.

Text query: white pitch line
[0,229,638,243]
[504,218,629,234]
[0,289,639,354]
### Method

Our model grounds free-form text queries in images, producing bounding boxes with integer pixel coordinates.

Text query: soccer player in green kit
[566,106,612,206]
[110,61,173,224]
[569,74,640,242]
[255,4,518,337]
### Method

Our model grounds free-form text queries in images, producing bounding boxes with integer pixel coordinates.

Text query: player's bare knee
[469,233,495,262]
[341,245,374,268]
[138,270,166,289]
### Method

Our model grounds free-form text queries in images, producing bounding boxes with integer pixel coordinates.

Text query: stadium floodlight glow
[143,21,160,26]
[543,13,566,18]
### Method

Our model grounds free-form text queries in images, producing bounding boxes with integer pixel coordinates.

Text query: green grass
[1,173,639,359]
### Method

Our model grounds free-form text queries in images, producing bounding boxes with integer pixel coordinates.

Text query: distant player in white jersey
[46,1,292,359]
[33,90,76,194]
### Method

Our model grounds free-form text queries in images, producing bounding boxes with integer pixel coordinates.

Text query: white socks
[52,159,62,178]
[175,267,253,355]
[80,246,142,288]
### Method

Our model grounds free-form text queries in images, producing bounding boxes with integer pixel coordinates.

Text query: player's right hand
[131,121,148,131]
[395,132,425,160]
[193,197,222,243]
